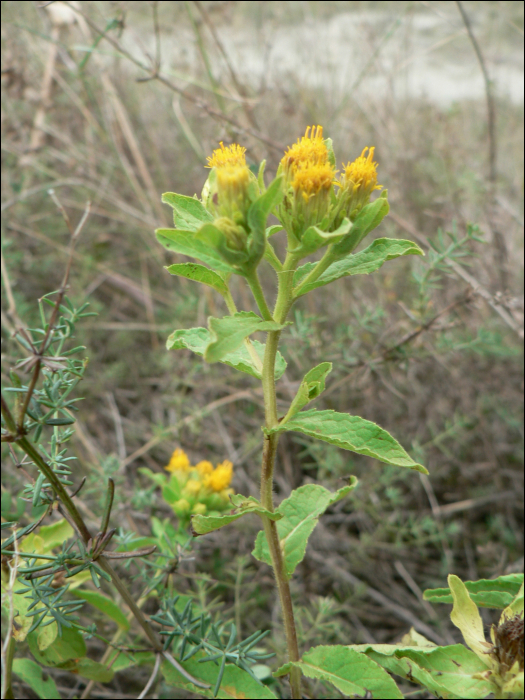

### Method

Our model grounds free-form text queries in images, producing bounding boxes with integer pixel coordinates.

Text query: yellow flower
[281,126,329,183]
[204,460,234,492]
[206,142,247,169]
[278,126,336,239]
[165,448,191,473]
[195,460,214,476]
[292,162,334,202]
[336,147,382,220]
[205,142,253,228]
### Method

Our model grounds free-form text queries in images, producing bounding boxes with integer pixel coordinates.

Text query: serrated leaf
[165,263,229,296]
[252,482,357,578]
[448,575,493,664]
[331,193,390,258]
[192,495,282,535]
[294,238,424,297]
[12,658,60,699]
[269,409,427,472]
[274,645,403,699]
[70,589,130,631]
[349,643,495,699]
[284,362,332,420]
[423,574,524,609]
[156,228,235,273]
[161,652,277,699]
[205,312,283,364]
[161,193,213,230]
[167,327,287,379]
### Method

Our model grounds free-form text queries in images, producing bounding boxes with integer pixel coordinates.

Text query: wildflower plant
[154,127,434,698]
[139,449,235,527]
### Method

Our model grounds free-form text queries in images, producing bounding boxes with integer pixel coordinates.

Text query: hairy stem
[259,249,303,698]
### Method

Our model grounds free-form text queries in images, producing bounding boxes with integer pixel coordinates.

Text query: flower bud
[335,147,382,221]
[277,126,336,240]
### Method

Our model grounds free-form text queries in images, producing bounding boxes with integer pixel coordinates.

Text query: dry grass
[1,1,523,697]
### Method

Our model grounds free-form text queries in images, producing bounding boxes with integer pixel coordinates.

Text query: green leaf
[266,225,283,237]
[37,621,57,651]
[274,645,403,699]
[69,658,114,682]
[296,218,352,257]
[167,326,287,379]
[70,589,130,631]
[269,409,427,472]
[165,263,229,296]
[12,658,60,699]
[156,228,235,273]
[252,482,357,578]
[34,519,74,553]
[161,193,213,231]
[192,495,282,535]
[423,574,524,609]
[205,312,283,364]
[161,652,277,699]
[348,642,495,699]
[28,626,86,667]
[331,192,390,258]
[448,575,492,663]
[246,177,284,267]
[283,362,332,421]
[294,238,424,297]
[501,581,524,620]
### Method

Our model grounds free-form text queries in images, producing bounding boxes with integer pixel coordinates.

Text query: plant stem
[292,244,335,299]
[259,249,303,699]
[245,269,274,321]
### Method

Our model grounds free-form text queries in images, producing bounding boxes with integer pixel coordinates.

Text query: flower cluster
[275,125,382,242]
[163,448,234,522]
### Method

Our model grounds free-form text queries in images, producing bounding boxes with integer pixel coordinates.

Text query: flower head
[204,460,233,492]
[204,141,255,238]
[165,448,191,473]
[206,142,247,169]
[278,126,336,239]
[281,126,329,180]
[195,460,214,476]
[336,147,382,220]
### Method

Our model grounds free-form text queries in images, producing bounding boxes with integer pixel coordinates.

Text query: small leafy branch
[3,196,268,699]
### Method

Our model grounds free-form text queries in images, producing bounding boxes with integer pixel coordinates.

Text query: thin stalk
[259,248,303,698]
[292,244,335,299]
[245,269,274,321]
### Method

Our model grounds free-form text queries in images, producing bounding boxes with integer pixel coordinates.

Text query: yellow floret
[204,460,234,492]
[206,142,247,169]
[195,460,214,476]
[338,147,382,195]
[281,126,328,175]
[292,162,335,201]
[165,448,191,473]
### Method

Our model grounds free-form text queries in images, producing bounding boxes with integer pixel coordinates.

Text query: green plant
[152,126,436,698]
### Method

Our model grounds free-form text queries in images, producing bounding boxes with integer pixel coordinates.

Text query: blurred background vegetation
[2,1,523,697]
